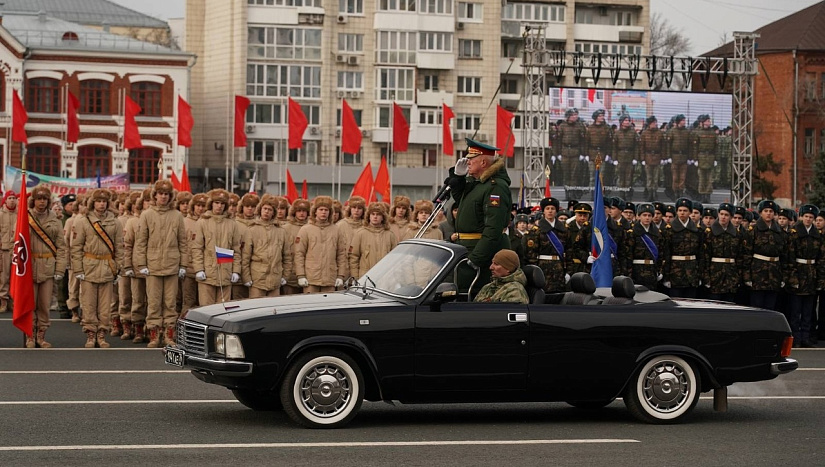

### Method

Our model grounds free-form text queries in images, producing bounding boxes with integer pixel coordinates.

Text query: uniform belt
[670,255,696,261]
[795,258,816,265]
[538,255,560,261]
[633,259,654,265]
[711,257,735,263]
[84,253,113,260]
[456,233,482,240]
[32,252,54,259]
[753,254,779,262]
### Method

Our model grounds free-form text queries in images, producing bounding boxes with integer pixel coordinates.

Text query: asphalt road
[1,314,823,466]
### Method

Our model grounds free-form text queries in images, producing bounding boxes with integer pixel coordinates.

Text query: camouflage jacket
[786,222,825,294]
[555,121,586,155]
[666,127,692,158]
[607,216,631,277]
[662,219,703,288]
[691,127,717,157]
[523,218,569,293]
[567,221,592,275]
[613,128,640,159]
[627,221,662,291]
[701,221,744,294]
[474,268,529,304]
[742,218,789,291]
[586,123,613,157]
[640,127,665,165]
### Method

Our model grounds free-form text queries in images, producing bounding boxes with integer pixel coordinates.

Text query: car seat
[522,265,546,305]
[561,272,597,305]
[602,276,636,305]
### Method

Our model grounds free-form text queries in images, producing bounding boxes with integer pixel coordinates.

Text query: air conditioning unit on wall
[337,14,348,23]
[336,54,346,63]
[347,55,360,66]
[246,125,255,133]
[348,90,361,99]
[336,90,346,98]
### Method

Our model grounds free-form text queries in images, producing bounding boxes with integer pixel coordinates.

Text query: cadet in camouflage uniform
[614,115,640,196]
[662,198,703,298]
[742,200,789,311]
[627,203,662,291]
[667,115,691,199]
[523,197,569,293]
[606,197,631,277]
[701,203,744,302]
[702,207,717,229]
[567,203,593,275]
[691,115,717,203]
[555,109,586,198]
[473,249,529,305]
[640,116,665,201]
[587,110,614,194]
[786,204,825,347]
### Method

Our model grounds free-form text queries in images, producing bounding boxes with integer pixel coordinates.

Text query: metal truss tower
[731,32,759,207]
[521,25,548,205]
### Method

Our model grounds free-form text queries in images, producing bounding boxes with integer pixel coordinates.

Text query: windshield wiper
[363,275,376,300]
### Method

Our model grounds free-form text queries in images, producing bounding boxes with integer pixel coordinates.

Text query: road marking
[0,400,237,405]
[796,368,825,371]
[699,396,825,400]
[0,439,641,451]
[0,370,188,374]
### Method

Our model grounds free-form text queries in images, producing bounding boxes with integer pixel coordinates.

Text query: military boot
[36,329,52,348]
[84,330,96,348]
[121,320,133,340]
[132,323,146,344]
[110,316,122,337]
[71,307,81,323]
[0,298,8,313]
[163,326,176,347]
[25,334,35,349]
[146,327,161,349]
[96,329,111,349]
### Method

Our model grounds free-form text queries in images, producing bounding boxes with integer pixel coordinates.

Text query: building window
[337,147,362,164]
[575,42,642,55]
[26,78,60,113]
[377,105,410,128]
[418,107,441,125]
[339,0,363,14]
[128,148,160,184]
[457,2,482,21]
[805,73,817,101]
[821,73,825,100]
[248,27,322,61]
[80,80,110,114]
[804,128,815,158]
[247,102,282,124]
[423,149,438,167]
[247,140,298,162]
[458,39,482,59]
[338,33,364,52]
[455,113,480,130]
[28,144,61,176]
[613,11,635,26]
[419,32,452,52]
[336,108,363,126]
[501,78,518,94]
[337,71,363,90]
[420,0,452,15]
[77,146,111,178]
[378,0,416,12]
[820,129,825,155]
[377,68,415,101]
[502,41,521,59]
[131,82,162,117]
[375,31,416,64]
[422,73,439,91]
[457,76,481,95]
[247,63,322,98]
[503,3,564,22]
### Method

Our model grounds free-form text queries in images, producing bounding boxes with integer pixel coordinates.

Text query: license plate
[165,347,184,367]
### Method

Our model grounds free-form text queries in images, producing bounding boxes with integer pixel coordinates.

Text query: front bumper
[770,358,798,375]
[164,346,253,377]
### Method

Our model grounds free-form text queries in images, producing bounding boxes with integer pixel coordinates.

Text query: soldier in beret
[662,198,703,298]
[742,200,789,310]
[567,203,594,275]
[640,116,664,201]
[628,202,663,290]
[701,203,744,303]
[786,204,825,347]
[523,197,569,293]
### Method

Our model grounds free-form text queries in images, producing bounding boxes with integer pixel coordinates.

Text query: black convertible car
[165,240,797,428]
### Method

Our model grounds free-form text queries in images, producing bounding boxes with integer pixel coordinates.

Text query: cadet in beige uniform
[0,191,18,313]
[294,196,347,293]
[175,191,193,315]
[274,196,290,222]
[181,193,207,316]
[111,192,137,337]
[232,192,259,300]
[72,189,124,348]
[337,196,366,248]
[281,199,310,295]
[400,200,444,241]
[388,195,412,241]
[65,194,87,323]
[192,190,242,305]
[348,203,398,278]
[122,189,151,343]
[242,195,292,298]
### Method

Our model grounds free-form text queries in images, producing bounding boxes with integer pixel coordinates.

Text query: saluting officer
[523,197,569,293]
[662,198,703,298]
[627,203,663,291]
[742,200,789,311]
[701,203,744,302]
[786,204,825,347]
[567,203,594,275]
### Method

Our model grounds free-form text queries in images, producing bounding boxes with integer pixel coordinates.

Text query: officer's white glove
[587,255,596,264]
[687,159,693,165]
[76,274,85,281]
[663,281,671,288]
[605,155,611,162]
[579,155,585,161]
[551,156,557,163]
[714,161,718,167]
[792,284,799,289]
[657,274,664,281]
[745,281,752,287]
[230,273,240,284]
[124,269,135,278]
[668,158,673,164]
[335,278,344,288]
[244,281,253,287]
[661,159,667,165]
[467,260,479,270]
[632,159,638,165]
[196,271,207,281]
[585,156,590,162]
[54,274,63,281]
[454,157,470,177]
[565,273,571,283]
[280,278,287,286]
[613,160,619,166]
[557,155,563,161]
[178,268,186,279]
[705,283,711,288]
[139,268,149,276]
[641,160,646,166]
[298,277,309,288]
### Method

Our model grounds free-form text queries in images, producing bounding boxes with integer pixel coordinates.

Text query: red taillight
[780,337,793,357]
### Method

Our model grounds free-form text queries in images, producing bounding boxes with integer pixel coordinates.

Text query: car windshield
[357,242,453,299]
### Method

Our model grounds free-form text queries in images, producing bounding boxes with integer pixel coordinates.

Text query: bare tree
[649,12,692,90]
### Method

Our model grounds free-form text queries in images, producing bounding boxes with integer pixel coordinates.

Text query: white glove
[613,160,619,166]
[632,159,638,165]
[641,160,646,166]
[196,271,207,281]
[579,155,585,161]
[298,277,309,288]
[54,274,63,281]
[792,284,799,289]
[551,156,557,163]
[587,255,596,264]
[661,159,667,165]
[244,281,252,287]
[124,269,135,278]
[714,161,718,167]
[780,281,785,288]
[663,281,671,288]
[76,274,85,281]
[280,277,287,286]
[139,268,149,276]
[745,281,752,287]
[687,159,693,165]
[178,268,186,279]
[585,156,590,162]
[467,260,479,270]
[657,274,663,281]
[604,155,611,162]
[454,157,469,177]
[705,283,711,288]
[557,155,563,161]
[335,278,344,288]
[565,273,571,283]
[668,158,673,164]
[230,273,240,284]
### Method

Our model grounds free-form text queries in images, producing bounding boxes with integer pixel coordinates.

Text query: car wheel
[624,354,701,424]
[231,389,282,411]
[566,399,615,410]
[280,350,364,428]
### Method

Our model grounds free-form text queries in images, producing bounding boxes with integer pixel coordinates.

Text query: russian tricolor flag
[216,246,234,264]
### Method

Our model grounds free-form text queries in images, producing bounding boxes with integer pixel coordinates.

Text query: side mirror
[433,283,458,303]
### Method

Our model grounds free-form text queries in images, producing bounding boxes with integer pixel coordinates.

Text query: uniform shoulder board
[705,227,711,233]
[529,225,538,232]
[791,229,797,233]
[490,179,496,185]
[748,226,753,231]
[666,224,672,229]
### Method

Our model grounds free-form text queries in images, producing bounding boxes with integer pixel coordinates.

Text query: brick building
[0,11,194,186]
[701,1,825,206]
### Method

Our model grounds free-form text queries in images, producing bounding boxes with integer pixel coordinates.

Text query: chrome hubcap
[642,361,690,413]
[300,363,351,418]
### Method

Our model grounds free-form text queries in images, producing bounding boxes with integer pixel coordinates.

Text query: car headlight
[214,332,245,359]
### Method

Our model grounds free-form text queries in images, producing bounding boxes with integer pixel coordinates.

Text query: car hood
[184,291,404,327]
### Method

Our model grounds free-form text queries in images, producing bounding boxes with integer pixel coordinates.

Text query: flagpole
[282,99,287,197]
[21,141,28,347]
[226,93,231,191]
[388,101,394,200]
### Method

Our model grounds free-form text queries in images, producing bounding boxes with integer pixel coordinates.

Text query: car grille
[177,320,208,356]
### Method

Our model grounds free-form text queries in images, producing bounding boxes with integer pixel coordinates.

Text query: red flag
[301,179,307,199]
[373,157,390,202]
[545,177,552,198]
[288,97,308,150]
[588,89,596,103]
[285,169,298,204]
[350,162,373,199]
[442,103,454,156]
[12,90,27,143]
[341,99,361,154]
[67,91,80,144]
[11,177,34,337]
[234,95,251,148]
[124,95,142,149]
[178,96,194,148]
[171,171,181,190]
[392,103,409,152]
[496,105,515,158]
[180,163,191,193]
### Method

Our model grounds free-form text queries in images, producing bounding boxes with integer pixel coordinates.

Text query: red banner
[341,99,362,154]
[392,102,409,152]
[67,92,80,144]
[301,179,307,199]
[234,95,251,148]
[350,162,373,200]
[11,176,34,337]
[496,105,515,158]
[373,157,390,202]
[285,169,298,204]
[12,90,27,144]
[442,103,454,156]
[180,163,191,193]
[177,96,194,148]
[124,96,143,150]
[288,97,308,150]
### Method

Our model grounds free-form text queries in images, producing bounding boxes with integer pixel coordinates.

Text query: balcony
[417,90,453,107]
[372,12,454,32]
[247,6,299,25]
[416,51,454,70]
[501,21,566,41]
[573,24,645,43]
[500,57,523,75]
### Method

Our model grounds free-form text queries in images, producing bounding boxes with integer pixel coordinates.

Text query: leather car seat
[602,276,636,305]
[561,272,597,305]
[522,264,546,305]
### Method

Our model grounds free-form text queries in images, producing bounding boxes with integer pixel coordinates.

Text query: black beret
[799,204,819,217]
[675,198,693,211]
[718,203,735,215]
[757,199,778,213]
[636,203,655,216]
[540,197,560,211]
[60,194,77,206]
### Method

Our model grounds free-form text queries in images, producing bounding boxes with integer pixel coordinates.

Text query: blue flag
[590,164,612,288]
[96,168,101,188]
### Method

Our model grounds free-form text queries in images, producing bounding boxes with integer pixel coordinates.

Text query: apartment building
[186,0,649,198]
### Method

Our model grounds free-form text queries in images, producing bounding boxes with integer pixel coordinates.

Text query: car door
[414,302,529,394]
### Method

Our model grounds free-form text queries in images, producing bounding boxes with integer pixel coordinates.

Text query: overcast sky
[110,0,822,55]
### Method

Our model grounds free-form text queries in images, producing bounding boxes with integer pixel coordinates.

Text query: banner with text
[4,166,130,196]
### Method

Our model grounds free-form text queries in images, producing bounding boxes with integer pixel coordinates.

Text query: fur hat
[87,188,111,208]
[799,204,820,218]
[310,196,334,220]
[141,187,152,203]
[332,199,343,218]
[540,197,560,211]
[116,192,128,204]
[255,194,279,217]
[228,193,240,206]
[176,191,193,207]
[492,249,520,274]
[757,199,777,213]
[346,196,367,217]
[240,192,260,208]
[412,199,434,219]
[189,193,209,211]
[206,189,231,211]
[289,198,311,219]
[636,203,655,216]
[363,202,389,228]
[151,179,174,199]
[271,196,290,211]
[718,203,735,216]
[32,186,51,200]
[61,193,77,207]
[391,195,412,221]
